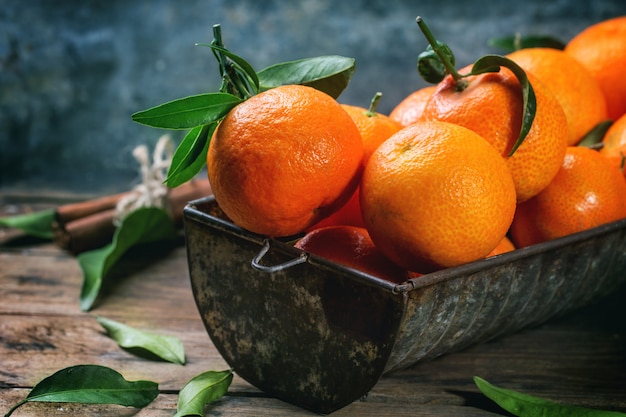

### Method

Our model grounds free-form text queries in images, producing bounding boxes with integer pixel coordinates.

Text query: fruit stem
[366,92,383,117]
[415,16,466,87]
[211,24,252,99]
[211,24,228,89]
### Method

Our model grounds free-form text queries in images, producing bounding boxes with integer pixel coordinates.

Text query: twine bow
[114,134,173,226]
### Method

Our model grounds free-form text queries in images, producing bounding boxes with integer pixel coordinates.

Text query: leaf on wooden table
[96,316,185,365]
[474,376,626,417]
[0,208,55,240]
[173,370,233,417]
[78,207,178,311]
[4,365,158,417]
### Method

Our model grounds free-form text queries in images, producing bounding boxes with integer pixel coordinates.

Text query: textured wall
[2,0,625,194]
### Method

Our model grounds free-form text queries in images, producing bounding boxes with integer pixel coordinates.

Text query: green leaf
[474,376,626,417]
[4,365,158,417]
[470,54,537,156]
[0,208,55,240]
[78,207,178,311]
[417,42,456,84]
[131,93,241,129]
[578,119,613,149]
[199,43,260,96]
[165,123,216,188]
[488,34,566,52]
[96,316,185,365]
[173,370,233,417]
[257,55,356,99]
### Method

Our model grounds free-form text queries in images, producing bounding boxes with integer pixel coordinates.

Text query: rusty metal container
[183,196,626,414]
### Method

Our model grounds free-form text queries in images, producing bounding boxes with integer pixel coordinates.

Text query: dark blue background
[2,0,625,194]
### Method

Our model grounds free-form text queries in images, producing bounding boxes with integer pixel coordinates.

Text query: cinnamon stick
[54,209,117,254]
[53,179,212,254]
[54,192,130,225]
[52,193,128,254]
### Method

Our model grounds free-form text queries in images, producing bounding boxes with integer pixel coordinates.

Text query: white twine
[113,134,174,226]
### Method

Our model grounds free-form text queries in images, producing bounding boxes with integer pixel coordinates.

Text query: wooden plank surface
[1,197,626,416]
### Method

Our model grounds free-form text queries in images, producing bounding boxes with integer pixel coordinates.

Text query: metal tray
[183,196,626,414]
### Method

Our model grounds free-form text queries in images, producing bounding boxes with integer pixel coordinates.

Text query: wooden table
[2,193,626,416]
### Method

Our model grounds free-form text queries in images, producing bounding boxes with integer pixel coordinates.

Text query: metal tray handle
[251,239,308,273]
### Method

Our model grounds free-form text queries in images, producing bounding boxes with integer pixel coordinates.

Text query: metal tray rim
[184,196,626,293]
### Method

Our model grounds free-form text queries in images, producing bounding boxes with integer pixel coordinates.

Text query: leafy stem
[132,24,356,187]
[416,16,464,84]
[206,24,258,100]
[414,16,536,156]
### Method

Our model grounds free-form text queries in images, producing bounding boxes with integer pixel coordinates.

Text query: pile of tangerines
[208,16,626,282]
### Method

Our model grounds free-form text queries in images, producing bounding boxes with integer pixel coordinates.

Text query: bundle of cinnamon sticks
[52,179,212,254]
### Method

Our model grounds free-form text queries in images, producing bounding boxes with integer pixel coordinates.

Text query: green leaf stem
[96,316,186,365]
[173,370,233,417]
[0,208,55,240]
[199,43,260,97]
[474,377,626,417]
[4,365,158,417]
[78,207,178,311]
[414,17,536,157]
[131,93,241,129]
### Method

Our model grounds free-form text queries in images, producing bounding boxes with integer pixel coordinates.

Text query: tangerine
[360,120,517,273]
[421,65,568,203]
[294,225,408,283]
[340,93,403,164]
[599,113,626,179]
[388,85,437,127]
[510,146,626,248]
[506,47,608,145]
[486,236,515,257]
[207,84,364,237]
[309,94,402,230]
[565,16,626,120]
[308,186,366,230]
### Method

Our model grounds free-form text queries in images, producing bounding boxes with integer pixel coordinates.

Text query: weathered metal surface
[386,222,626,371]
[184,198,406,413]
[183,196,626,413]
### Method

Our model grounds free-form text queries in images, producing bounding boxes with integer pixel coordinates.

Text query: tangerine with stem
[416,17,568,203]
